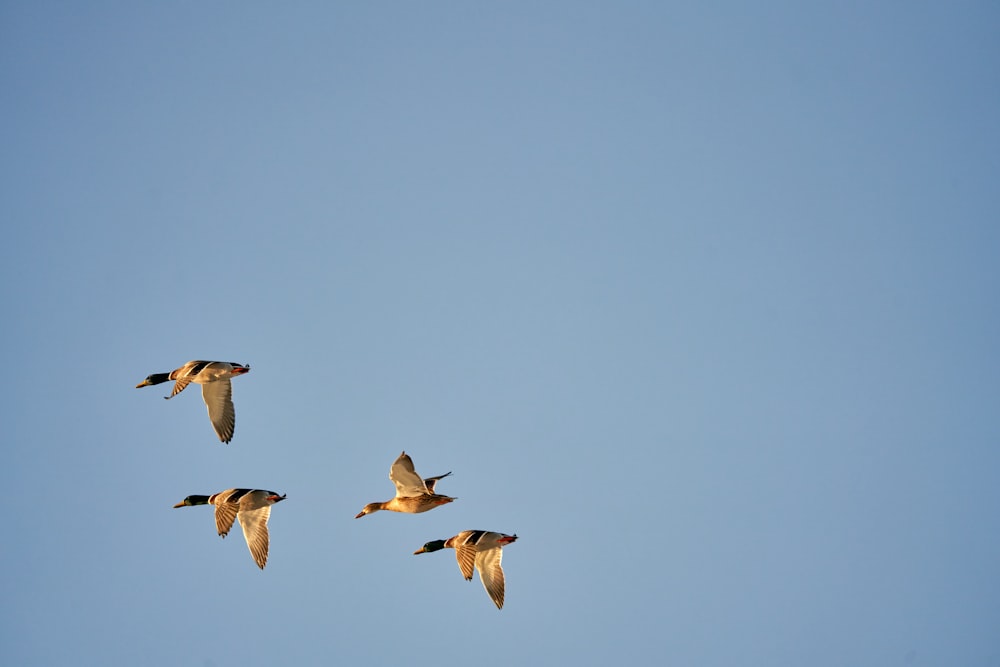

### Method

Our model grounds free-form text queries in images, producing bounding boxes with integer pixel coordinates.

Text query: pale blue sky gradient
[2,3,999,666]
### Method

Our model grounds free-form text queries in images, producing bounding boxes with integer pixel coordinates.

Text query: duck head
[173,495,211,508]
[136,373,171,388]
[354,502,384,519]
[413,539,447,555]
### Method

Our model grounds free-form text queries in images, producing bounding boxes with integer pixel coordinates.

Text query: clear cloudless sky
[2,2,998,666]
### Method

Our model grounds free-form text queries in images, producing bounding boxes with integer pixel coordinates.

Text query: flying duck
[414,530,518,609]
[173,489,286,569]
[136,360,250,443]
[355,451,455,518]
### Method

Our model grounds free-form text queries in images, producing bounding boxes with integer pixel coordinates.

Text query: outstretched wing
[454,544,477,581]
[166,361,210,398]
[213,501,239,537]
[423,471,452,494]
[201,380,236,443]
[237,502,273,569]
[168,377,193,398]
[389,451,429,497]
[475,547,506,609]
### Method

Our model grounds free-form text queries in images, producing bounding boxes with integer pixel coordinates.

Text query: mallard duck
[414,531,518,609]
[355,451,456,518]
[136,360,250,443]
[173,489,286,569]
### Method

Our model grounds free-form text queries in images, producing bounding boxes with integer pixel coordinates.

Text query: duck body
[136,360,250,443]
[355,451,456,518]
[174,488,286,569]
[414,530,518,609]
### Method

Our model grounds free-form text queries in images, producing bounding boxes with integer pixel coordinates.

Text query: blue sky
[2,2,999,665]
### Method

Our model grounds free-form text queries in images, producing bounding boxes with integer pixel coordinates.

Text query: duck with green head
[173,488,285,569]
[414,530,518,609]
[136,360,250,443]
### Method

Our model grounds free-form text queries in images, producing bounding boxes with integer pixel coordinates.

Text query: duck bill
[135,379,151,388]
[413,547,428,555]
[172,501,186,508]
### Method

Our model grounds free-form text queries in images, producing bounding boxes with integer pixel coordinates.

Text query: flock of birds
[136,359,519,609]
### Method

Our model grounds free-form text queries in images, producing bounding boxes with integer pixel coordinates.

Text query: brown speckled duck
[355,451,456,518]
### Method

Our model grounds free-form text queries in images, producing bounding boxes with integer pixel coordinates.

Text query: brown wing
[167,361,209,398]
[454,544,477,581]
[213,501,239,537]
[168,377,193,398]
